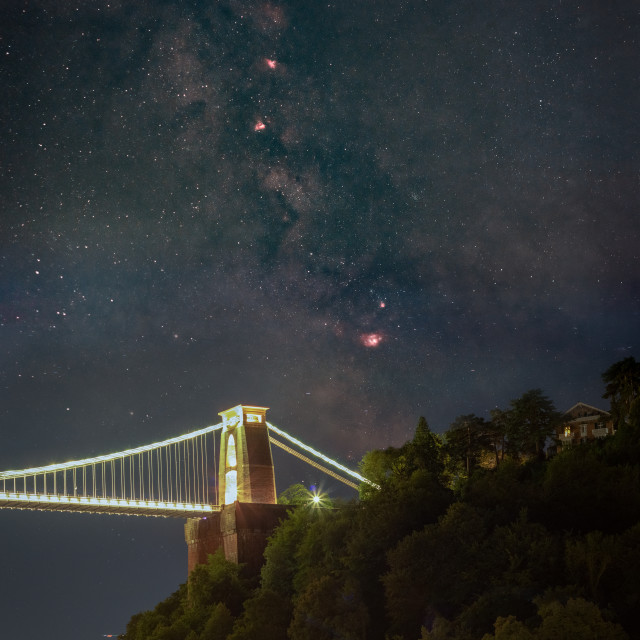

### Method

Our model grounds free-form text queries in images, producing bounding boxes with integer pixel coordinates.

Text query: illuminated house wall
[556,402,615,447]
[217,405,277,505]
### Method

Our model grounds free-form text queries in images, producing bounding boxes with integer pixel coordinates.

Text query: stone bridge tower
[218,405,276,505]
[185,405,289,575]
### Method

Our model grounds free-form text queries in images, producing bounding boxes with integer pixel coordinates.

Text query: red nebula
[379,301,386,308]
[254,120,266,131]
[361,332,383,348]
[265,58,277,69]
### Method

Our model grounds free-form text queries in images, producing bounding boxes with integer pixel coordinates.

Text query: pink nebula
[361,332,383,348]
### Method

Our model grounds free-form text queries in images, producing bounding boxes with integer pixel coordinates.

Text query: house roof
[563,402,611,418]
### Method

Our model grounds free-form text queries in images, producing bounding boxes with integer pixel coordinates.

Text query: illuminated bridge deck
[0,492,220,518]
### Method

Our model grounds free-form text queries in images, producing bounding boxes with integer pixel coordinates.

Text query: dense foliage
[120,359,640,640]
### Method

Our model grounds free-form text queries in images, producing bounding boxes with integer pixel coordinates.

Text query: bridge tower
[218,405,276,505]
[185,405,288,575]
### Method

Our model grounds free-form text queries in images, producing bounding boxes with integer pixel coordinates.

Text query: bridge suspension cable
[269,437,359,490]
[0,422,224,478]
[267,422,380,489]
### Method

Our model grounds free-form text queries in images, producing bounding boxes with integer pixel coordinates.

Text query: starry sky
[1,0,638,637]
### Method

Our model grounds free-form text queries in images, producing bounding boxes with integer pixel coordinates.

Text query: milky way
[1,1,638,638]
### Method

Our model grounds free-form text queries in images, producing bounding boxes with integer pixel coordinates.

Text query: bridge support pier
[185,502,290,575]
[185,405,290,575]
[185,515,222,574]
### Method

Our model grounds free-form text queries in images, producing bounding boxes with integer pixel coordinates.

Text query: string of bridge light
[0,491,217,515]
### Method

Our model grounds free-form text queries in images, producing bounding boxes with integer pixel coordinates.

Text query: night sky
[1,1,638,638]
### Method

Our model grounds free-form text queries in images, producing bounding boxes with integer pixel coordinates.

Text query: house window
[581,424,587,436]
[564,426,571,437]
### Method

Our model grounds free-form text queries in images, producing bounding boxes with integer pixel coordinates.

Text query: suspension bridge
[0,405,376,519]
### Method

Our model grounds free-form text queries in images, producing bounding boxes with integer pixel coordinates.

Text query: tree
[359,417,446,495]
[278,483,313,505]
[201,602,235,640]
[482,614,534,640]
[260,507,313,598]
[445,414,492,475]
[120,585,187,640]
[188,549,249,617]
[293,506,353,594]
[384,503,492,638]
[505,389,560,459]
[602,357,640,428]
[228,589,292,640]
[358,446,405,496]
[488,409,510,466]
[288,574,369,640]
[483,598,629,640]
[542,444,640,534]
[408,416,446,480]
[346,467,452,640]
[601,523,640,636]
[565,531,617,601]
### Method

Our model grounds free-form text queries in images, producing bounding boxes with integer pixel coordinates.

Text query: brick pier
[185,502,290,574]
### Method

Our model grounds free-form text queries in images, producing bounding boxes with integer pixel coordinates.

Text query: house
[556,402,615,447]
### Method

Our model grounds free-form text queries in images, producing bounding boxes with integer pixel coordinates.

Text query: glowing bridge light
[0,489,218,517]
[308,485,331,508]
